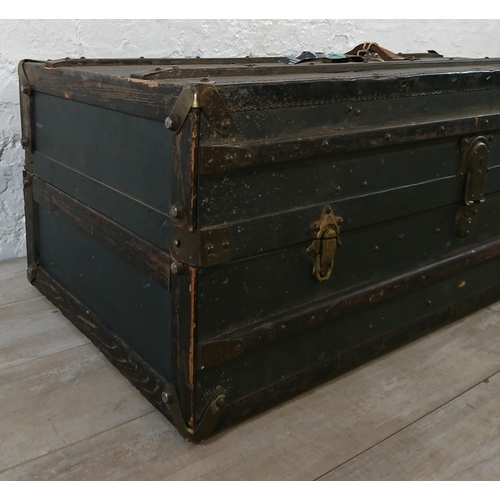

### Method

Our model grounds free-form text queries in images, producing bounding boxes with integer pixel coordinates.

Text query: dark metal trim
[32,177,171,289]
[197,236,500,369]
[199,114,500,175]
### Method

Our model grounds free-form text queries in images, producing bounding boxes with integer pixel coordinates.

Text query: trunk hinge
[161,382,227,442]
[164,84,235,137]
[455,135,493,238]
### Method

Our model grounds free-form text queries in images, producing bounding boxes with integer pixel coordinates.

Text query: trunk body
[19,54,500,440]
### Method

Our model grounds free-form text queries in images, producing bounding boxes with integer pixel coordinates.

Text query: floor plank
[0,296,89,371]
[0,258,39,307]
[320,371,500,480]
[0,344,153,473]
[489,300,500,312]
[2,306,500,480]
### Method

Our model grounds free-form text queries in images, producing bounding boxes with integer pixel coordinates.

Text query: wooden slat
[2,306,500,480]
[0,296,89,371]
[0,258,39,306]
[320,371,500,480]
[0,343,153,473]
[489,300,500,312]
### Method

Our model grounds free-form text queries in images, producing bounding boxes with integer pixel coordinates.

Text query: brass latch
[306,206,342,281]
[455,135,492,238]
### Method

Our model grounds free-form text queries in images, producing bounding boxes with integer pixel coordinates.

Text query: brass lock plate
[306,206,342,281]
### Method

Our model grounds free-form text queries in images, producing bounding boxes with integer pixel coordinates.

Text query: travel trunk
[19,51,500,441]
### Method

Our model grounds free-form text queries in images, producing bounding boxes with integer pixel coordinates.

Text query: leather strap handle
[345,42,407,61]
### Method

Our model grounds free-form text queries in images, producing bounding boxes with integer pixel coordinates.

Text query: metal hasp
[455,135,492,238]
[306,206,342,282]
[161,382,227,442]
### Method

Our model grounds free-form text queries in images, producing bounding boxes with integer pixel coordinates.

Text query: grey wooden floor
[0,257,499,480]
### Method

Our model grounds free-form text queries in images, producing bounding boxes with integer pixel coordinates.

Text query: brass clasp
[455,135,492,238]
[306,206,342,282]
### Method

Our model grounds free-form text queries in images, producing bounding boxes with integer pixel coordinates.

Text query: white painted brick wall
[1,19,499,261]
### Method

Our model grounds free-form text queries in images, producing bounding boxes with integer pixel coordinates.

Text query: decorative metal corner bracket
[161,382,228,442]
[170,224,233,267]
[165,84,235,137]
[455,135,492,238]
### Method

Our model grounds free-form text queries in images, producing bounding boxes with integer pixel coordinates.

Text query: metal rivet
[325,206,332,214]
[321,140,329,150]
[21,137,29,148]
[346,105,353,113]
[484,119,489,126]
[311,223,320,233]
[320,271,328,278]
[165,114,181,131]
[354,108,361,116]
[384,133,391,141]
[216,395,226,408]
[361,181,368,188]
[221,119,231,131]
[154,67,162,71]
[200,77,210,82]
[21,84,30,95]
[435,228,440,233]
[173,239,181,247]
[427,300,432,306]
[438,125,445,134]
[374,245,379,252]
[337,218,343,226]
[234,344,242,352]
[169,203,183,219]
[206,244,214,254]
[473,209,478,215]
[334,186,341,193]
[367,324,373,331]
[222,241,230,249]
[161,392,171,404]
[170,262,185,276]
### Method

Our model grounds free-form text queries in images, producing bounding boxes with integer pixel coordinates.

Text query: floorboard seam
[0,294,49,310]
[0,410,156,477]
[313,366,500,481]
[0,341,92,375]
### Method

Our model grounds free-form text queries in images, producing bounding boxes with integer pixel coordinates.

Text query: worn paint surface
[1,19,500,260]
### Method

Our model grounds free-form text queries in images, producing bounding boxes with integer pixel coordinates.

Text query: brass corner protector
[165,84,234,137]
[161,382,228,442]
